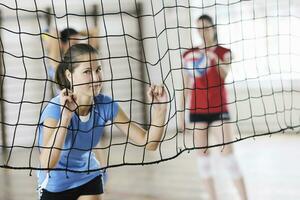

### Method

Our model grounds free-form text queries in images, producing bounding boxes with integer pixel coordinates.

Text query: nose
[92,71,101,84]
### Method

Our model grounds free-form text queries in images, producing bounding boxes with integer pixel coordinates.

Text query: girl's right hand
[59,89,77,122]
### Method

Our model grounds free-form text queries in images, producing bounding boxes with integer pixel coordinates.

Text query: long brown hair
[55,43,98,90]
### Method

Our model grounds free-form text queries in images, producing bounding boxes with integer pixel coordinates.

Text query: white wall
[0,0,300,151]
[138,0,300,136]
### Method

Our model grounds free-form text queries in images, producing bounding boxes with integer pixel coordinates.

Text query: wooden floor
[1,133,300,200]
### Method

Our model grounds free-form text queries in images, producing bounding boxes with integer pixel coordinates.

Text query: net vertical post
[45,7,51,28]
[92,4,99,27]
[136,2,148,128]
[0,9,7,158]
[92,4,100,50]
[44,7,55,98]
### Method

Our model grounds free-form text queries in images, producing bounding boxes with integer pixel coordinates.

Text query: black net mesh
[0,0,299,174]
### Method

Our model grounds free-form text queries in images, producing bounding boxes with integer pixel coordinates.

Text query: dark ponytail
[197,14,218,42]
[55,43,98,90]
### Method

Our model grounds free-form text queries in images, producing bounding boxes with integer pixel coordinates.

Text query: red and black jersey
[183,45,231,114]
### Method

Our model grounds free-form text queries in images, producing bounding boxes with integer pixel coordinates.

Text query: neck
[76,95,93,116]
[203,39,217,48]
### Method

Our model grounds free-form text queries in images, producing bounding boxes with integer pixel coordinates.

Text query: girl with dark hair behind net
[180,15,248,200]
[37,43,168,200]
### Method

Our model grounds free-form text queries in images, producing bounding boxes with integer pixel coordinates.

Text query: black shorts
[189,112,230,124]
[40,175,103,200]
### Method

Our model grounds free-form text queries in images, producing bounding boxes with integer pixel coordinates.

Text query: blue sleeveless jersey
[37,94,118,192]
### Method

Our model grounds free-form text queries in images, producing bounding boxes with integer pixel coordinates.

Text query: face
[197,19,215,44]
[66,53,103,97]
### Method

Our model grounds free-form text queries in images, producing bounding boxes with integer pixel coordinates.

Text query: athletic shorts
[189,112,230,124]
[40,175,103,200]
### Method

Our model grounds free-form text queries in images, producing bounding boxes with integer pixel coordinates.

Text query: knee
[221,154,242,179]
[196,155,212,179]
[220,144,234,156]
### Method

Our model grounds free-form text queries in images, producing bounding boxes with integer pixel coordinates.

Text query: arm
[88,4,100,49]
[178,71,192,131]
[39,89,77,169]
[39,118,70,169]
[79,27,100,49]
[114,85,167,151]
[44,28,61,70]
[218,51,232,80]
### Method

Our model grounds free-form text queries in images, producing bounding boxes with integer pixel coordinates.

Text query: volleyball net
[0,0,300,172]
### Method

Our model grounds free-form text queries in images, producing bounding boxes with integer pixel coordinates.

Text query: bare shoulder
[216,46,232,63]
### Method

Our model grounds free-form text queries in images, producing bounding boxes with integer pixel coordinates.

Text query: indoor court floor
[1,133,300,200]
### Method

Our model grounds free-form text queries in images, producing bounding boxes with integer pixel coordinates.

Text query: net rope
[0,0,300,174]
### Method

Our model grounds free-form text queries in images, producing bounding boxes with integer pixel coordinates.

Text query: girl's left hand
[147,85,168,112]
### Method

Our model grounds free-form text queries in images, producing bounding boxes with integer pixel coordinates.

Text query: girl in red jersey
[180,15,248,200]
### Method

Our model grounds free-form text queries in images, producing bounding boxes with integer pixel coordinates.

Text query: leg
[212,122,248,200]
[78,195,102,200]
[78,175,104,200]
[194,122,217,200]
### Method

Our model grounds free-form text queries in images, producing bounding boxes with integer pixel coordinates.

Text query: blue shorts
[189,112,230,124]
[40,175,103,200]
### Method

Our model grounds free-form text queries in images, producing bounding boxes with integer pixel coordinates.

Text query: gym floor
[1,133,300,200]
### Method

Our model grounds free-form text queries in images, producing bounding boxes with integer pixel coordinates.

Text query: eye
[83,70,91,74]
[96,67,102,73]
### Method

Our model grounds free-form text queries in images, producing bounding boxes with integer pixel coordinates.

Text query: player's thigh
[78,194,102,200]
[210,121,234,155]
[193,122,209,155]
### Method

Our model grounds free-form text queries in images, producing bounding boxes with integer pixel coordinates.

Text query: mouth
[90,83,102,88]
[91,85,102,93]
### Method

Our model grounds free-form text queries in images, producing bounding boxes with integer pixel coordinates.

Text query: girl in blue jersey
[38,43,168,200]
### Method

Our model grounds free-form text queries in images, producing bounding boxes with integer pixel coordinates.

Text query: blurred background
[0,0,300,199]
